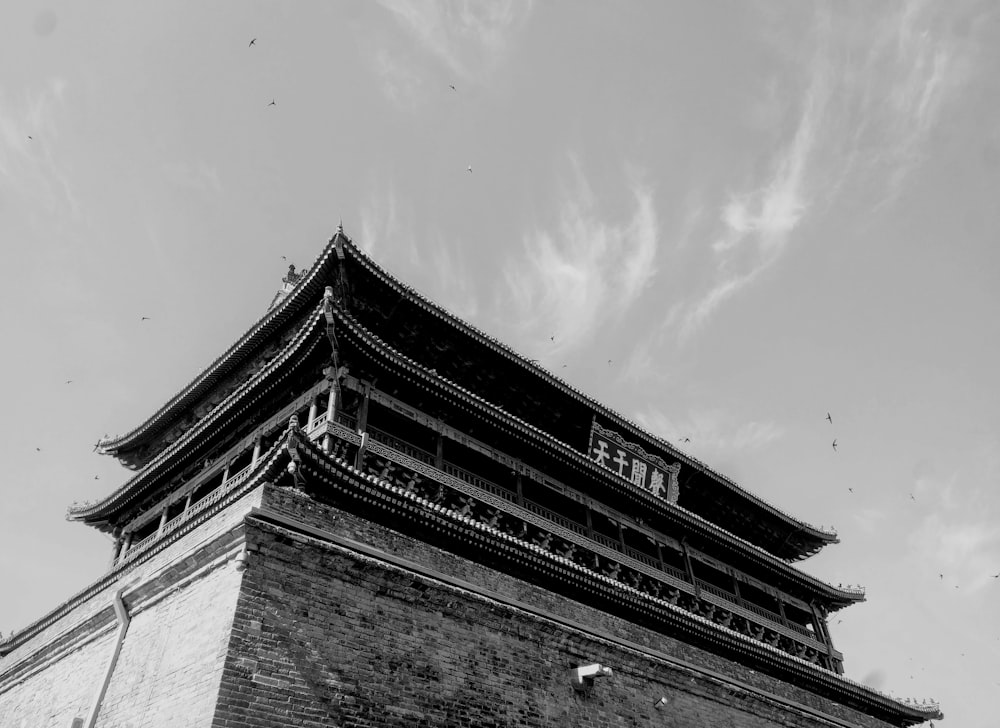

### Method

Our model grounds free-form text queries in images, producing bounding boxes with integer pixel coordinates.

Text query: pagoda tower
[0,227,943,727]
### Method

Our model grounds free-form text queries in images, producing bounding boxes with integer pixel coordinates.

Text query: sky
[1,1,998,724]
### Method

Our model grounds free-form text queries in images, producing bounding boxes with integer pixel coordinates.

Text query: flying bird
[35,447,41,452]
[550,335,555,342]
[65,379,72,384]
[249,38,257,47]
[267,99,276,107]
[449,84,456,91]
[27,135,33,140]
[94,475,100,480]
[939,574,943,580]
[831,439,838,451]
[826,412,832,424]
[910,494,916,501]
[607,359,612,366]
[281,255,287,261]
[680,437,691,443]
[466,165,472,173]
[991,573,999,578]
[848,487,853,493]
[140,316,150,321]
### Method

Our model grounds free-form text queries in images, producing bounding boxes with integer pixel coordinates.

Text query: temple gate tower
[0,227,943,727]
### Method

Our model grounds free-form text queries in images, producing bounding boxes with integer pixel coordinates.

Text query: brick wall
[93,553,243,727]
[0,487,260,728]
[214,486,902,728]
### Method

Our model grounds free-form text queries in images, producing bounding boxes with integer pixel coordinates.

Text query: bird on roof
[826,412,832,423]
[249,38,257,47]
[831,439,838,451]
[680,437,690,443]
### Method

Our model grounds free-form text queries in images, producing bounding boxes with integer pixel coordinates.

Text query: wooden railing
[114,411,827,656]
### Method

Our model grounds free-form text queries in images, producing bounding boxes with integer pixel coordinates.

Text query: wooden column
[323,381,338,453]
[251,435,262,466]
[222,459,231,483]
[182,492,193,518]
[108,531,123,569]
[585,509,594,539]
[515,473,524,506]
[435,431,444,469]
[776,598,790,627]
[307,396,318,428]
[156,508,169,537]
[119,531,132,560]
[732,574,745,607]
[681,539,698,595]
[356,384,370,434]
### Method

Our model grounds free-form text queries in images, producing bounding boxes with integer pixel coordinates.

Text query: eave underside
[90,231,835,561]
[337,241,837,561]
[277,425,939,727]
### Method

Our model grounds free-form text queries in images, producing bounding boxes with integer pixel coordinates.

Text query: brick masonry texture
[0,487,261,728]
[211,485,901,728]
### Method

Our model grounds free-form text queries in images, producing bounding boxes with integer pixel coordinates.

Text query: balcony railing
[114,411,828,658]
[359,426,829,653]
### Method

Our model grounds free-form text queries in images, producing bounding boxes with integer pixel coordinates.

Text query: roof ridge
[97,236,342,456]
[332,305,864,603]
[70,306,326,521]
[340,236,838,545]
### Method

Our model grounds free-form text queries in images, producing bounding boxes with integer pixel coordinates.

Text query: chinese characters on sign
[588,421,681,504]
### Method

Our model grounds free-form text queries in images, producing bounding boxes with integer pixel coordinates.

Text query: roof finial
[336,218,344,236]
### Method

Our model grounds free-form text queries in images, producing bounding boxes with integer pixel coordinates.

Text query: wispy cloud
[907,450,1000,594]
[370,46,425,110]
[860,1,973,205]
[634,407,785,455]
[680,53,829,340]
[359,185,403,259]
[377,0,533,82]
[0,78,79,219]
[426,236,480,322]
[669,2,976,340]
[499,164,658,355]
[162,160,222,196]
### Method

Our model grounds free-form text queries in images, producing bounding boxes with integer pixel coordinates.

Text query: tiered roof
[91,230,836,562]
[53,226,944,725]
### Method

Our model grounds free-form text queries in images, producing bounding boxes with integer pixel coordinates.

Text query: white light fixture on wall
[570,663,614,692]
